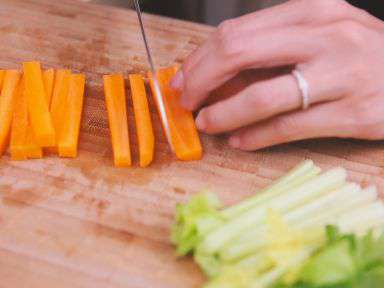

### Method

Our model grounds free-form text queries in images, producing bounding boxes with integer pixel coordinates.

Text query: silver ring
[292,69,310,110]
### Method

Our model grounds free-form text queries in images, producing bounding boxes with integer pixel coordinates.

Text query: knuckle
[322,0,352,18]
[215,19,241,57]
[333,20,369,46]
[299,0,350,15]
[346,63,371,88]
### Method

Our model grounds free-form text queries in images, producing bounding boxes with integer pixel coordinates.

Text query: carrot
[50,69,71,151]
[25,129,43,159]
[43,69,55,106]
[23,61,55,147]
[10,78,27,160]
[149,67,202,161]
[129,74,155,167]
[0,70,5,90]
[11,72,50,160]
[0,70,21,156]
[104,74,131,167]
[58,74,85,158]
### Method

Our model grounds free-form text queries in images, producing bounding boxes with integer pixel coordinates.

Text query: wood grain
[0,1,383,287]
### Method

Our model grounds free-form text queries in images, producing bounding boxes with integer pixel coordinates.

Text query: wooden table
[0,1,383,287]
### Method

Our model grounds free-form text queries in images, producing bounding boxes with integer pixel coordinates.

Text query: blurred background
[84,0,383,25]
[86,0,286,25]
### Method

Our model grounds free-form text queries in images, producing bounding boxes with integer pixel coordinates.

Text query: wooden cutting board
[0,1,384,287]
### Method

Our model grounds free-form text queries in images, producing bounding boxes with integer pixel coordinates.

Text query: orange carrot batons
[104,74,131,167]
[43,69,55,106]
[11,71,51,160]
[23,61,55,147]
[50,69,71,149]
[129,74,155,167]
[58,74,85,158]
[149,67,202,161]
[0,70,5,90]
[25,129,43,159]
[10,78,27,160]
[0,70,21,156]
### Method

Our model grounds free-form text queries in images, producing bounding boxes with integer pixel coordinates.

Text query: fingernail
[229,136,241,149]
[170,70,184,90]
[195,113,206,131]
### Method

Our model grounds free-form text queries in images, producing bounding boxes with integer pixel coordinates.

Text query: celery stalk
[222,160,320,219]
[338,201,384,232]
[251,205,384,287]
[300,186,378,229]
[233,183,361,244]
[221,184,375,261]
[254,246,319,288]
[199,168,347,255]
[231,253,274,274]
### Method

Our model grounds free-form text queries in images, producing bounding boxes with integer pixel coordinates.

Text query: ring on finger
[292,69,310,110]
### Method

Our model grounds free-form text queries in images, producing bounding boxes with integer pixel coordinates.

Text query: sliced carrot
[0,70,5,90]
[0,70,21,156]
[104,74,131,167]
[10,78,27,160]
[11,74,47,160]
[25,129,43,159]
[149,67,202,161]
[58,74,85,158]
[129,74,155,167]
[24,75,43,159]
[50,69,71,151]
[43,69,55,106]
[23,61,55,147]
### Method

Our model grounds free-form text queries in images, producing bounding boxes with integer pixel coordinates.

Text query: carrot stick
[10,80,42,160]
[104,74,131,167]
[43,69,55,106]
[0,70,21,156]
[25,129,43,159]
[23,61,55,147]
[11,73,49,160]
[0,70,5,90]
[129,74,155,167]
[49,69,71,151]
[149,67,202,161]
[24,75,43,159]
[58,74,85,158]
[10,78,27,160]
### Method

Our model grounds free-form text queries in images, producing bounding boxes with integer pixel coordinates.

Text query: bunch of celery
[171,160,384,288]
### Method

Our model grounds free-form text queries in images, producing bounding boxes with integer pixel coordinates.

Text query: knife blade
[133,0,174,152]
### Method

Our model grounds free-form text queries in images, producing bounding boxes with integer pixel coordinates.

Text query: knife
[133,0,174,152]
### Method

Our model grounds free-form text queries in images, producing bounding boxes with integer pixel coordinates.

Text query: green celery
[222,160,320,219]
[199,168,347,255]
[226,183,361,252]
[171,192,223,256]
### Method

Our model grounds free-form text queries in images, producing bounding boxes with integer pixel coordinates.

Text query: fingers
[195,62,348,135]
[205,68,289,106]
[180,26,318,110]
[196,74,301,134]
[228,102,354,151]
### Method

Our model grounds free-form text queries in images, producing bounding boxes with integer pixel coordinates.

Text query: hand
[170,0,384,151]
